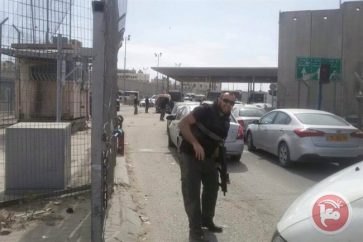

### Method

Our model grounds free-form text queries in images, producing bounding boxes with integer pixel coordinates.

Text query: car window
[274,112,291,124]
[175,107,185,120]
[171,105,179,115]
[232,107,239,117]
[230,114,237,123]
[295,113,349,126]
[180,107,190,119]
[260,112,277,124]
[239,108,266,117]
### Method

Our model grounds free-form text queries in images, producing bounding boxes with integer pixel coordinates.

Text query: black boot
[202,221,223,233]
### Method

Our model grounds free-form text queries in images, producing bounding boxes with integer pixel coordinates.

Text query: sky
[120,0,355,91]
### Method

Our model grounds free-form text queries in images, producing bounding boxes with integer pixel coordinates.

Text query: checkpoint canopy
[151,67,278,83]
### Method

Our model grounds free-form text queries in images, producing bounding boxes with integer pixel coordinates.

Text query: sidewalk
[104,155,143,242]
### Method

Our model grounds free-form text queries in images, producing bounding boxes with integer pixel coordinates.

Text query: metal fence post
[0,18,9,82]
[91,1,105,241]
[56,34,63,122]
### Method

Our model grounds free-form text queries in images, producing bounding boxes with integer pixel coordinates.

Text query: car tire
[232,154,242,162]
[247,132,256,152]
[278,142,292,167]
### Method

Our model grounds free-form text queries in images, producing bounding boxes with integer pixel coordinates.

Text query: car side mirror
[252,120,260,125]
[166,115,176,121]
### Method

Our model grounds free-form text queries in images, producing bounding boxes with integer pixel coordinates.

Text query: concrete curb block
[104,156,141,242]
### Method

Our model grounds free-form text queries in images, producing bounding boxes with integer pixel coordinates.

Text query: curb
[104,156,142,242]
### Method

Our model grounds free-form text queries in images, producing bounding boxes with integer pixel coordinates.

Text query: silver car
[246,109,363,167]
[167,104,244,161]
[232,104,266,134]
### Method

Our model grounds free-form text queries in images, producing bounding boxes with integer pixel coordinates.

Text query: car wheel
[247,132,256,151]
[168,133,174,147]
[232,154,242,162]
[278,142,292,167]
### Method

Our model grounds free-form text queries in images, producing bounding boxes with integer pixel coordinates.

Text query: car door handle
[279,129,284,132]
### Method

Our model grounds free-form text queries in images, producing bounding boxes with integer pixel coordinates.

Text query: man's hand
[179,112,205,161]
[192,141,205,160]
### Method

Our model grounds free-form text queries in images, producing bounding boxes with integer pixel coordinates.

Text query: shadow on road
[204,230,218,241]
[227,160,248,174]
[250,149,345,182]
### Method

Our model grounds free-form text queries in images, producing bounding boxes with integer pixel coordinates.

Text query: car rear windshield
[239,108,265,117]
[295,113,348,126]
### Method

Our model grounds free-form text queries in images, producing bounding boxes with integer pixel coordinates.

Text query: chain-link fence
[0,0,126,240]
[0,0,93,204]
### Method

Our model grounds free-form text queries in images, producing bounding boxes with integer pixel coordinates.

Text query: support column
[91,2,105,241]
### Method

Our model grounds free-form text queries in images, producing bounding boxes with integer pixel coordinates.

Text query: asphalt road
[120,105,345,242]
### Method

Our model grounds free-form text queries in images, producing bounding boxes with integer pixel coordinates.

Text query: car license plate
[326,134,348,142]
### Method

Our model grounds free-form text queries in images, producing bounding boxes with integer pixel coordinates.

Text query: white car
[167,104,244,161]
[272,160,363,242]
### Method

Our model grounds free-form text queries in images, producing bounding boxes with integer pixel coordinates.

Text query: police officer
[178,92,235,242]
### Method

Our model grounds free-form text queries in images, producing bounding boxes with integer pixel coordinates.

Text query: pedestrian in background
[145,96,150,113]
[159,97,168,121]
[134,96,138,115]
[178,92,235,242]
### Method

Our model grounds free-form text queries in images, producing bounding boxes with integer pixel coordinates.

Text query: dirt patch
[0,192,89,236]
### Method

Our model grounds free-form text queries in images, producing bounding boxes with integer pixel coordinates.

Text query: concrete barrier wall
[278,2,363,117]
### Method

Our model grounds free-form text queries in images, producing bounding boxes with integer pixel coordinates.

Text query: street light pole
[154,52,162,92]
[123,34,130,91]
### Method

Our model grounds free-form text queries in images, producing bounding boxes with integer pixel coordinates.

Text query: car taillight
[351,130,363,138]
[237,125,244,139]
[238,120,245,128]
[293,128,325,137]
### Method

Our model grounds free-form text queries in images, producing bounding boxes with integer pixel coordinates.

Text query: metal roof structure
[151,67,278,83]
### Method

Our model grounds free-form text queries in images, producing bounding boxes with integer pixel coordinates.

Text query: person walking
[145,96,150,113]
[159,97,168,121]
[178,92,235,242]
[133,96,138,115]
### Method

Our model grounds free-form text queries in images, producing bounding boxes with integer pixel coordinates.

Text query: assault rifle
[217,144,229,196]
[195,123,230,196]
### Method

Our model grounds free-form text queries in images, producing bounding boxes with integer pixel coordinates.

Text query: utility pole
[123,34,130,91]
[154,52,162,92]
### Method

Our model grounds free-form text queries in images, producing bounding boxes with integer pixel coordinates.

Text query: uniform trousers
[179,151,219,233]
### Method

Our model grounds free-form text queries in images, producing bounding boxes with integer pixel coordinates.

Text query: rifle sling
[196,123,224,143]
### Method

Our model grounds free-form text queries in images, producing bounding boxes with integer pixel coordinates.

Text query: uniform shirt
[180,102,230,157]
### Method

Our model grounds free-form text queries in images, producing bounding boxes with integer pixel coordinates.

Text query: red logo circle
[311,194,351,233]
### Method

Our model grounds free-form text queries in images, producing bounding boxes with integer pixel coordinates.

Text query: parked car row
[159,101,363,241]
[161,102,363,241]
